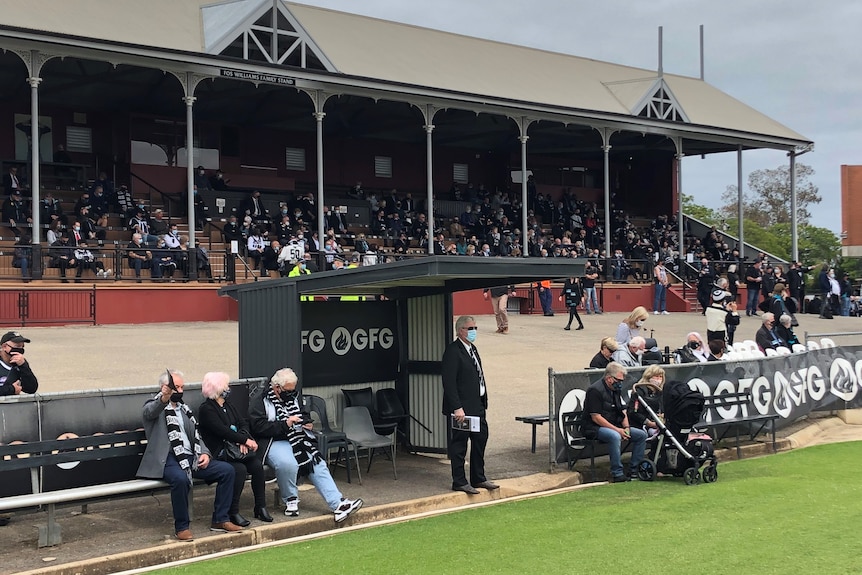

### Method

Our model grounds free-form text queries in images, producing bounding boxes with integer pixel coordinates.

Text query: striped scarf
[164,400,202,484]
[266,387,322,476]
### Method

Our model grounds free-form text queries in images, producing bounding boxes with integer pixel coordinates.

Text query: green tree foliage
[720,163,821,227]
[681,193,720,224]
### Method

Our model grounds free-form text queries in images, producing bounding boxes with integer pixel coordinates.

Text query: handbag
[221,440,254,462]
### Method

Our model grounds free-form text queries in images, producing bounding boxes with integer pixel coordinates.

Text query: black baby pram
[631,380,718,485]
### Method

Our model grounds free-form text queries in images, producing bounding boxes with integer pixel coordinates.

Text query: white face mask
[635,320,645,327]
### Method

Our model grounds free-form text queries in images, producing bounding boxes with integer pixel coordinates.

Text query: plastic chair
[342,406,397,480]
[342,387,397,437]
[743,340,759,353]
[792,343,808,353]
[733,342,749,354]
[807,340,821,350]
[304,394,361,484]
[820,338,836,348]
[775,346,791,355]
[750,349,766,358]
[765,348,778,357]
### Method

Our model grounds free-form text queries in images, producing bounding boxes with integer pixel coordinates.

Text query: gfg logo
[301,327,395,356]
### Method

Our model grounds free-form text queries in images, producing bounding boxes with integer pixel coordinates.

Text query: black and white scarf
[266,387,322,476]
[164,400,203,484]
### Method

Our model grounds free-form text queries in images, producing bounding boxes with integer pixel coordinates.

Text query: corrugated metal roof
[0,0,810,144]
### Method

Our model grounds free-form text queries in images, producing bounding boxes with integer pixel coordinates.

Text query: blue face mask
[612,381,623,392]
[466,329,477,343]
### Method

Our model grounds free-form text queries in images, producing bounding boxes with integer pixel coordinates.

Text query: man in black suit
[441,315,499,494]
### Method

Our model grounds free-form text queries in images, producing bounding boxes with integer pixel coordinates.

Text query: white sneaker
[104,268,112,278]
[95,270,104,278]
[654,310,660,315]
[334,498,363,523]
[284,498,299,517]
[662,310,670,315]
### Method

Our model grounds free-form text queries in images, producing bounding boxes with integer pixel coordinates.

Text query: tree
[681,193,720,225]
[720,163,821,227]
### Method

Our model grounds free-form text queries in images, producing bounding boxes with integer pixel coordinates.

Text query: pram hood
[661,380,706,430]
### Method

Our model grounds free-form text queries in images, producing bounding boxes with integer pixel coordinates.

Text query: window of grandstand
[65,126,92,153]
[285,147,306,171]
[375,156,392,178]
[453,163,469,184]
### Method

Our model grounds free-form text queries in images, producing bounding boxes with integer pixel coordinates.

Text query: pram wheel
[702,464,718,483]
[683,467,700,486]
[635,460,656,482]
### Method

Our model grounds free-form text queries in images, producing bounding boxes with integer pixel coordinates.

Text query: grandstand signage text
[219,69,296,85]
[551,345,862,463]
[300,301,398,387]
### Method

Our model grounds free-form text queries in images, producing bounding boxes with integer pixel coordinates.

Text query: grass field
[158,442,862,575]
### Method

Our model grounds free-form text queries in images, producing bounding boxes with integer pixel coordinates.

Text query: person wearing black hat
[0,331,38,396]
[705,288,740,345]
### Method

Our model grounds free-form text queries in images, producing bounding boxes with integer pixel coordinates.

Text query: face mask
[299,263,306,270]
[635,349,645,357]
[74,226,80,231]
[297,234,304,240]
[282,209,289,215]
[612,382,623,392]
[220,388,231,400]
[635,320,645,327]
[688,341,700,350]
[649,377,663,385]
[279,389,298,403]
[466,329,477,343]
[170,391,184,403]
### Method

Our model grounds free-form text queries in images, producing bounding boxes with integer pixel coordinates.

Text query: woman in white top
[46,220,63,245]
[679,332,710,363]
[616,306,649,346]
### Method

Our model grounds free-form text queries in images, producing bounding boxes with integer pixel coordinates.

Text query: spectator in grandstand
[2,189,31,237]
[589,337,618,369]
[137,369,241,541]
[129,207,158,246]
[245,227,266,271]
[153,237,178,281]
[48,234,76,283]
[653,258,670,315]
[249,367,363,522]
[755,313,783,352]
[89,185,109,219]
[46,219,63,245]
[238,190,270,232]
[127,232,160,283]
[615,306,648,346]
[677,332,709,363]
[696,258,715,315]
[150,208,170,238]
[222,214,242,246]
[40,191,65,225]
[210,170,230,191]
[612,336,646,368]
[74,240,110,280]
[582,262,602,314]
[194,166,212,192]
[744,259,764,317]
[261,240,281,276]
[583,362,647,483]
[11,235,32,283]
[198,371,271,528]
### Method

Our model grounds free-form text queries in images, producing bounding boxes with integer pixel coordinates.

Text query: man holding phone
[0,331,38,396]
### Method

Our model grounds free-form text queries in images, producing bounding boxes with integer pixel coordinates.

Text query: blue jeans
[163,453,234,533]
[584,287,600,313]
[746,287,760,315]
[653,283,667,312]
[267,439,343,511]
[596,425,647,478]
[841,295,851,317]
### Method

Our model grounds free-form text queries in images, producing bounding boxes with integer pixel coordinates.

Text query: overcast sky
[292,0,860,235]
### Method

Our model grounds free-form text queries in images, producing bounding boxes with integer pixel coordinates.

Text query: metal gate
[0,289,96,327]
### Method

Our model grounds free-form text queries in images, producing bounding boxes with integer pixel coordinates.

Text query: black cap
[1,331,30,345]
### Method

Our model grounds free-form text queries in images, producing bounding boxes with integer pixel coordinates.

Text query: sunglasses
[463,326,478,331]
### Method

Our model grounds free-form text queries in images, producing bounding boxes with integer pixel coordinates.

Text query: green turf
[159,442,862,575]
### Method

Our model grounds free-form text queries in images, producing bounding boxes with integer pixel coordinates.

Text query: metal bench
[702,391,779,458]
[515,414,550,453]
[0,431,171,547]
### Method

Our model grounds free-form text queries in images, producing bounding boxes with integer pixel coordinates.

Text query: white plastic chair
[342,406,397,480]
[775,346,791,355]
[807,340,821,350]
[750,349,766,358]
[733,342,749,354]
[743,340,760,353]
[820,338,836,348]
[765,348,778,357]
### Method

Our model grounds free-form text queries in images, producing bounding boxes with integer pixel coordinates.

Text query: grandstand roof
[0,0,810,147]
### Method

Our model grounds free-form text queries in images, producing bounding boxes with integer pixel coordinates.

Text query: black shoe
[474,481,500,490]
[611,475,631,483]
[254,507,273,523]
[564,326,571,331]
[576,325,584,330]
[452,484,480,495]
[0,516,10,526]
[229,513,251,528]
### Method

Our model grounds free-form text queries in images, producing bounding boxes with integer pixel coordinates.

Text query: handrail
[683,213,788,265]
[129,171,179,215]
